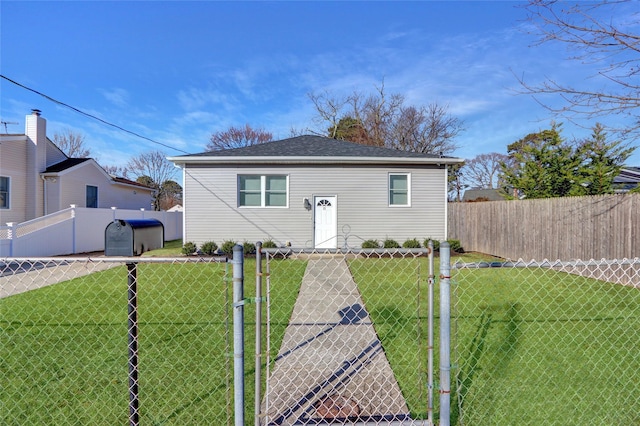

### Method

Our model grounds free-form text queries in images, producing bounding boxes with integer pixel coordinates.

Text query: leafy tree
[331,116,371,145]
[464,152,509,189]
[448,163,467,202]
[158,180,183,210]
[207,124,273,151]
[501,124,582,198]
[518,0,640,139]
[573,123,635,195]
[501,123,634,199]
[136,175,155,187]
[53,129,91,158]
[309,80,463,155]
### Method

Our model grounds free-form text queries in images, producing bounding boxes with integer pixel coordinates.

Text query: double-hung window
[0,176,9,209]
[239,175,288,207]
[389,173,411,207]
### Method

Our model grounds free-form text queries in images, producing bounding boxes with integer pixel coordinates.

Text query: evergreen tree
[501,124,581,199]
[574,124,635,195]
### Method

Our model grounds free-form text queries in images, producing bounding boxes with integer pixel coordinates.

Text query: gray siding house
[169,136,463,249]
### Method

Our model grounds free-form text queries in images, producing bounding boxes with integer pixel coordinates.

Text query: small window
[86,185,98,208]
[238,175,288,208]
[389,173,411,206]
[0,176,9,209]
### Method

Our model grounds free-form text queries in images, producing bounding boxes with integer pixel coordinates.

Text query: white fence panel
[1,207,183,257]
[13,220,74,257]
[74,207,116,254]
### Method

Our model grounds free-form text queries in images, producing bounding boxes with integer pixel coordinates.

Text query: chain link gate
[258,248,438,425]
[451,258,640,425]
[1,256,233,425]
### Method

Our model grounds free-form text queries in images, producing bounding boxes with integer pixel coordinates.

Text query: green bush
[448,239,463,252]
[424,238,440,251]
[422,238,463,252]
[181,242,197,255]
[243,241,256,255]
[361,239,380,249]
[261,239,278,249]
[220,240,237,256]
[383,238,401,249]
[200,241,218,255]
[402,238,422,248]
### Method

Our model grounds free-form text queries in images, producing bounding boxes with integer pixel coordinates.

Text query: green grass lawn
[450,266,640,425]
[1,257,306,425]
[2,252,638,425]
[141,239,184,257]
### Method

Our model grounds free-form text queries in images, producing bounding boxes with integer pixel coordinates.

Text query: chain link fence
[4,249,637,425]
[451,258,640,425]
[1,256,232,425]
[261,248,435,425]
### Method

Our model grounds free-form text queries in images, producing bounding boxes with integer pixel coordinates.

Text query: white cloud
[100,88,130,108]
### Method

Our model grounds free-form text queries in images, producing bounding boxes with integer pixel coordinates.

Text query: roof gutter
[167,155,465,166]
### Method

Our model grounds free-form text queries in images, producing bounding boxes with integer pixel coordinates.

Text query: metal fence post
[70,204,76,254]
[255,241,263,426]
[126,262,140,426]
[232,244,245,426]
[7,222,15,257]
[439,242,451,426]
[428,240,435,426]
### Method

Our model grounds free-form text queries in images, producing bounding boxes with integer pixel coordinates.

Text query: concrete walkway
[263,257,417,425]
[0,258,117,298]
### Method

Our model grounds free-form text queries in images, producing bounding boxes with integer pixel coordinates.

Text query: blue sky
[2,0,639,176]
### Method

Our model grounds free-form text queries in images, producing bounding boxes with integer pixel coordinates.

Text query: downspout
[41,175,48,216]
[444,165,449,240]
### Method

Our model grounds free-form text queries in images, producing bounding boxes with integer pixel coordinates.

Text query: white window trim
[388,172,411,207]
[0,176,10,209]
[238,174,289,208]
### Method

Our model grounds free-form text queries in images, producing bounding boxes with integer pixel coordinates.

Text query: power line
[1,74,190,154]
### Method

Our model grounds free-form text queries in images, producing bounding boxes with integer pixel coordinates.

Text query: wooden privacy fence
[448,193,639,261]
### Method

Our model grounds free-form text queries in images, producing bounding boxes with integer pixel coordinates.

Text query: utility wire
[1,74,190,154]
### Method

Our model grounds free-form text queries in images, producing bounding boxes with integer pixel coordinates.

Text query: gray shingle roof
[181,135,455,159]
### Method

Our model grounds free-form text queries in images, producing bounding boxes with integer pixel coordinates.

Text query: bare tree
[464,152,509,189]
[518,0,640,138]
[126,150,178,210]
[309,81,463,155]
[308,91,353,139]
[126,150,176,186]
[206,124,273,151]
[53,129,91,158]
[102,164,129,178]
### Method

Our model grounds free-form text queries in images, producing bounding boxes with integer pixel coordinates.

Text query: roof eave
[168,155,465,166]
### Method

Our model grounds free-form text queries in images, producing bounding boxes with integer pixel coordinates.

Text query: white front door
[314,196,337,249]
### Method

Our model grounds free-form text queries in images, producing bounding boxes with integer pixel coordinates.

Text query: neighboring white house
[169,135,464,249]
[0,109,155,225]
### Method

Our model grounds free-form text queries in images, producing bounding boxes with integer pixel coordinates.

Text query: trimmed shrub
[200,241,218,255]
[448,239,463,253]
[402,238,422,248]
[181,241,197,256]
[243,241,256,255]
[361,239,380,249]
[261,239,278,249]
[383,238,401,249]
[220,240,237,256]
[424,238,440,251]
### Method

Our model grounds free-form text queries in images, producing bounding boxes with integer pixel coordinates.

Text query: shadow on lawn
[451,302,521,425]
